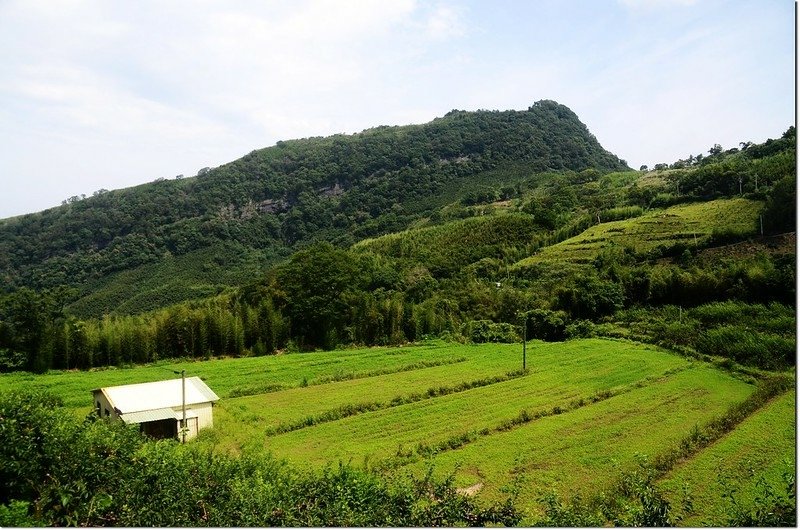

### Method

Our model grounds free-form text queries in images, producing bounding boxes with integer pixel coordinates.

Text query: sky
[0,0,795,219]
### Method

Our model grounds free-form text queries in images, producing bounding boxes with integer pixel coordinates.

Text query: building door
[141,419,178,439]
[178,417,199,440]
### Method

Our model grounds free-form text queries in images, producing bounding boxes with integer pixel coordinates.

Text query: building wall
[193,402,214,430]
[93,390,215,441]
[173,402,214,440]
[92,391,119,420]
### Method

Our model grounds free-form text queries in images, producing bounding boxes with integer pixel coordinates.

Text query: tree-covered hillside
[0,100,627,314]
[0,122,793,374]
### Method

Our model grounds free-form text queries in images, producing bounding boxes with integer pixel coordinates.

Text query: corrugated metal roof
[120,407,175,424]
[93,376,219,414]
[120,407,200,424]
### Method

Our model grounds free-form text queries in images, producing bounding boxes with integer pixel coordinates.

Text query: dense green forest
[0,100,627,311]
[0,110,794,374]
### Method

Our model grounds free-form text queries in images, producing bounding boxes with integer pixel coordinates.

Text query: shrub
[525,309,568,341]
[0,390,522,527]
[0,501,36,527]
[695,326,795,369]
[0,348,27,372]
[650,320,699,348]
[556,275,624,319]
[724,461,796,527]
[462,320,519,343]
[597,205,643,223]
[565,319,595,339]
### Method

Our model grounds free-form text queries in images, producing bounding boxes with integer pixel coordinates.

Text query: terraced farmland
[514,198,763,267]
[352,213,543,274]
[659,389,796,526]
[2,338,791,525]
[0,342,470,411]
[246,340,691,465]
[397,365,754,512]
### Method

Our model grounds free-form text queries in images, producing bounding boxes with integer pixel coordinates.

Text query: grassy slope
[0,342,468,411]
[397,365,753,514]
[353,212,542,274]
[2,338,780,521]
[235,340,690,461]
[514,198,763,267]
[659,389,796,526]
[67,243,284,318]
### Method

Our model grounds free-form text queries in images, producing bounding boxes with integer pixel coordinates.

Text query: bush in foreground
[0,390,521,527]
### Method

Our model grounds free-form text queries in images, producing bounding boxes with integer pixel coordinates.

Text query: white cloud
[3,63,228,142]
[617,0,697,9]
[0,0,793,217]
[424,4,467,40]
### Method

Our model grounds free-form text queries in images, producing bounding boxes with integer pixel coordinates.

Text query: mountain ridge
[0,100,628,306]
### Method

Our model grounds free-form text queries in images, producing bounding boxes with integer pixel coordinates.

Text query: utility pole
[521,314,527,371]
[181,369,186,444]
[174,369,187,443]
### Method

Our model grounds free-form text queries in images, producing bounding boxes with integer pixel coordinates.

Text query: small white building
[91,376,220,441]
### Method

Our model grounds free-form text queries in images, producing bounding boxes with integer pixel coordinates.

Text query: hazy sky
[0,0,794,219]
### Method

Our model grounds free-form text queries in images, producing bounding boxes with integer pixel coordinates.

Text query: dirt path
[457,482,484,496]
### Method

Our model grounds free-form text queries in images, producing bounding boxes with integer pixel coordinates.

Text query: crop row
[264,368,528,436]
[254,346,690,466]
[527,376,795,526]
[396,365,755,515]
[382,366,690,470]
[229,356,468,397]
[205,339,684,453]
[659,383,796,525]
[0,342,485,410]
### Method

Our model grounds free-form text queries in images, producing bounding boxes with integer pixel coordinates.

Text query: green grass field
[246,340,690,464]
[514,198,763,267]
[659,389,796,526]
[397,365,754,514]
[353,213,542,274]
[0,342,470,412]
[1,337,789,524]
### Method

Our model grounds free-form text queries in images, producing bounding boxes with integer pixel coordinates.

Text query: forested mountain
[0,101,794,374]
[0,100,627,314]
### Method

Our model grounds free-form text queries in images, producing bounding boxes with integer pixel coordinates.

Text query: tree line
[0,232,793,373]
[0,126,794,372]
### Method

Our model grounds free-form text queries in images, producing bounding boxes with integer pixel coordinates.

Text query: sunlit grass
[514,198,763,267]
[659,389,796,526]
